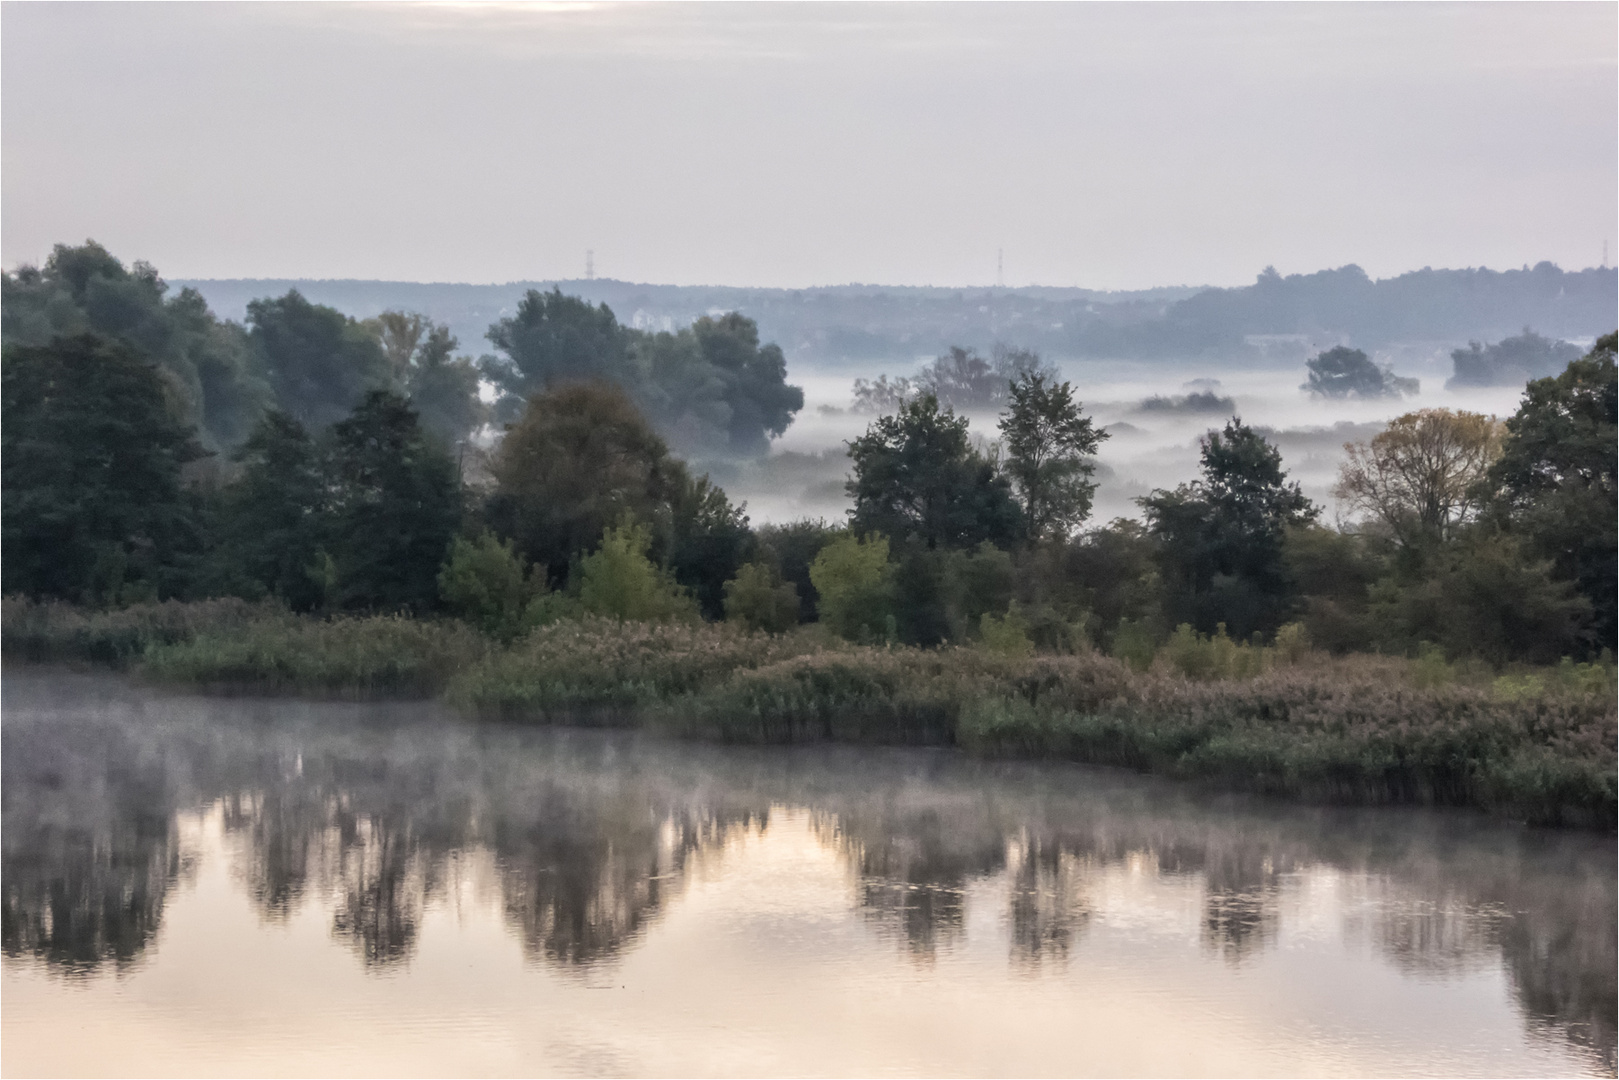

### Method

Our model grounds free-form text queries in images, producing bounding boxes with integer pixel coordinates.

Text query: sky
[2,2,1615,289]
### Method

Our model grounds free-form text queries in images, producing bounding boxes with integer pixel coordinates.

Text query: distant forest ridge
[177,262,1618,368]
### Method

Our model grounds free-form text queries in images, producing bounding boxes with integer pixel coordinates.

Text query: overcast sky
[3,2,1614,289]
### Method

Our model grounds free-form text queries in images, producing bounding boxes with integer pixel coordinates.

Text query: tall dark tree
[485,382,683,578]
[999,372,1108,542]
[483,289,632,418]
[406,323,486,449]
[210,410,328,610]
[847,393,1022,550]
[1486,332,1617,652]
[2,334,206,602]
[2,241,268,449]
[326,391,461,613]
[247,290,393,432]
[666,469,754,620]
[1140,418,1317,638]
[689,313,804,454]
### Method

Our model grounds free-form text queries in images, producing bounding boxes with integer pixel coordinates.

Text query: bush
[1,595,283,666]
[577,520,699,624]
[140,615,485,697]
[723,562,800,634]
[979,603,1034,657]
[438,532,547,642]
[808,533,895,642]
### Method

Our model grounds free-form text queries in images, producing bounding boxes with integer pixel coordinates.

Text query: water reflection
[3,669,1614,1073]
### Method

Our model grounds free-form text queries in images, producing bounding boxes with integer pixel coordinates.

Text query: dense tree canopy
[1141,419,1317,638]
[1448,328,1584,389]
[847,393,1022,550]
[1,241,268,449]
[1487,333,1617,651]
[2,334,206,602]
[209,410,328,610]
[246,291,395,432]
[1302,346,1418,399]
[483,289,802,454]
[1334,409,1504,551]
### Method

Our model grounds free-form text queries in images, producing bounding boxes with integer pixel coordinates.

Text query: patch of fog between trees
[705,356,1534,527]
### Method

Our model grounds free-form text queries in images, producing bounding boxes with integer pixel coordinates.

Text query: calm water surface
[3,669,1614,1078]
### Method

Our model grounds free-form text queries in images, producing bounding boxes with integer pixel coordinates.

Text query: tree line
[3,242,1614,667]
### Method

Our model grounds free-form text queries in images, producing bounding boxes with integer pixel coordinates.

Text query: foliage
[1449,328,1584,389]
[1302,346,1418,399]
[0,595,282,666]
[1,241,268,449]
[852,344,1056,414]
[2,334,207,603]
[208,410,328,610]
[395,319,486,448]
[754,519,842,623]
[326,391,462,613]
[1282,524,1384,653]
[979,603,1035,657]
[1487,334,1617,653]
[847,393,1022,550]
[665,471,754,620]
[483,289,803,453]
[809,533,895,643]
[140,614,485,697]
[722,562,801,634]
[486,381,683,578]
[438,532,547,642]
[1158,623,1271,681]
[576,520,699,624]
[246,290,395,432]
[1334,409,1505,550]
[1140,419,1317,639]
[998,372,1108,541]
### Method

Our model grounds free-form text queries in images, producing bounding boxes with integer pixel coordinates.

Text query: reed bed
[5,598,1612,825]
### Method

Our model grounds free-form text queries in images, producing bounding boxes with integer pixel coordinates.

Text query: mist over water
[4,669,1612,1077]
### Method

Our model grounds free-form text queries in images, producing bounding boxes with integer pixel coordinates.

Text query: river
[3,669,1613,1077]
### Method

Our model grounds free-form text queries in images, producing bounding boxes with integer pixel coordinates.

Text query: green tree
[1486,333,1617,651]
[327,391,461,612]
[483,289,632,418]
[406,323,486,449]
[577,519,698,623]
[754,519,841,623]
[2,241,268,449]
[485,382,683,579]
[1302,346,1417,399]
[998,372,1108,542]
[438,531,546,641]
[1140,419,1317,639]
[247,290,394,431]
[689,313,804,454]
[2,334,206,602]
[211,410,328,610]
[666,469,754,620]
[722,562,801,634]
[847,393,1022,550]
[808,533,895,642]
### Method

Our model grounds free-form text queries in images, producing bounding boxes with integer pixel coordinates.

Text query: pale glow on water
[2,671,1612,1078]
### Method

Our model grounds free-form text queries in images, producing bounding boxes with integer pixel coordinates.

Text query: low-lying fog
[711,352,1536,527]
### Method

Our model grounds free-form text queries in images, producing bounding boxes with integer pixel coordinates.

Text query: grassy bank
[4,597,1613,826]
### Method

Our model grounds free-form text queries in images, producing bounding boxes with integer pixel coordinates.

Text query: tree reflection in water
[3,670,1613,1070]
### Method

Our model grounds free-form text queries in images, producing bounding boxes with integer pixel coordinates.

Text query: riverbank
[4,597,1614,827]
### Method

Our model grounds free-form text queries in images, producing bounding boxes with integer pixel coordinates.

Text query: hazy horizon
[5,3,1615,289]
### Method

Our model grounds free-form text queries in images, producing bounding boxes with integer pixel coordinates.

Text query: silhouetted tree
[247,291,394,431]
[999,372,1108,542]
[1140,419,1317,639]
[2,334,206,602]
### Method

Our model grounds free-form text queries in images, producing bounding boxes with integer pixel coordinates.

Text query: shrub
[577,520,699,624]
[723,562,801,634]
[1,595,284,666]
[979,603,1034,657]
[438,532,547,642]
[1110,618,1159,673]
[140,615,485,697]
[1159,623,1270,681]
[808,533,895,642]
[1274,621,1312,664]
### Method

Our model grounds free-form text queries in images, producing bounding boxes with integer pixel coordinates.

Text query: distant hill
[176,263,1617,370]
